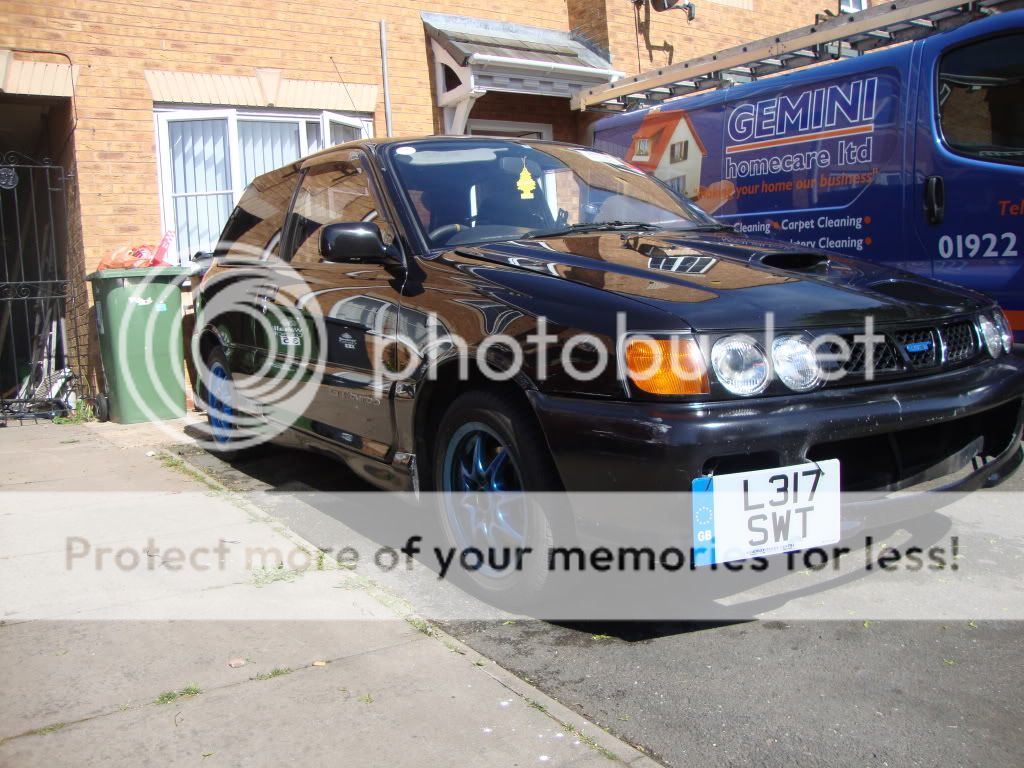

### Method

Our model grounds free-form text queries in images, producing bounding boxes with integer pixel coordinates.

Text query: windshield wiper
[531,221,663,237]
[682,223,735,232]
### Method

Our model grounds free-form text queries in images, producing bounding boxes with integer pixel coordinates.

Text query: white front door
[466,119,553,141]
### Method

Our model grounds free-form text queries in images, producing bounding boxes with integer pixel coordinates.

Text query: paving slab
[0,635,630,767]
[0,421,659,768]
[0,617,417,739]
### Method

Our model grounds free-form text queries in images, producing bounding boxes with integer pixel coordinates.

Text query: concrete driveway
[172,435,1024,768]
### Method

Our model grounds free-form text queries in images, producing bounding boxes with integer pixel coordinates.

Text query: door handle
[925,175,945,226]
[256,286,279,313]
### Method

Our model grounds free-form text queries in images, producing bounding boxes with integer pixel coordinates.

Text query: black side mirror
[190,250,214,277]
[320,222,401,265]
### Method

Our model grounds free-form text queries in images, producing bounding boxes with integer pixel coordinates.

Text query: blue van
[592,10,1024,335]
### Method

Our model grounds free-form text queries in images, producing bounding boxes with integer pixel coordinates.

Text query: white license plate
[691,459,841,566]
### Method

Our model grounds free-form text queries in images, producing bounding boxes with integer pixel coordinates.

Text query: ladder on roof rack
[572,0,1022,111]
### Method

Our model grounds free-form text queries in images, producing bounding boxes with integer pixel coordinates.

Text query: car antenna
[329,56,358,119]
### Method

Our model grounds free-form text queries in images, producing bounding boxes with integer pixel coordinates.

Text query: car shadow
[545,619,749,641]
[177,435,962,640]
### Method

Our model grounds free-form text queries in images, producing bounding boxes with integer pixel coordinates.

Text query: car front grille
[892,328,939,368]
[940,321,978,364]
[847,335,900,374]
[819,334,901,376]
[816,317,983,383]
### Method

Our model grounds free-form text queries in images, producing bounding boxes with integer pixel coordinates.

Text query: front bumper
[529,354,1024,501]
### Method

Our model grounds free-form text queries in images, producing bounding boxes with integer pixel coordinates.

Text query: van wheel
[433,389,561,601]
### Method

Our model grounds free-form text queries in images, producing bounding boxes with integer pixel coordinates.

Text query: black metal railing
[0,151,88,422]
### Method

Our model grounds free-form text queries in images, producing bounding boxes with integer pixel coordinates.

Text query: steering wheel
[428,218,478,243]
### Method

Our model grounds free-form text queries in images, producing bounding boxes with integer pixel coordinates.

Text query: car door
[203,163,299,384]
[267,149,406,460]
[912,27,1024,333]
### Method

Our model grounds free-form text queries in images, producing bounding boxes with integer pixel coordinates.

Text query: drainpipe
[379,20,393,137]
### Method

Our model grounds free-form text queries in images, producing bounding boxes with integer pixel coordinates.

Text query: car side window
[329,296,394,333]
[938,33,1024,167]
[214,164,298,259]
[285,151,395,264]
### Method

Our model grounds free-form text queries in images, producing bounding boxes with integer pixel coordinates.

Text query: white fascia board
[467,53,621,83]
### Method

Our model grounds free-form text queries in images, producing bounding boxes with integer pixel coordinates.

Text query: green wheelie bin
[87,266,190,424]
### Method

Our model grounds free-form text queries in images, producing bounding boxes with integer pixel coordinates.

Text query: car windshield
[387,139,720,249]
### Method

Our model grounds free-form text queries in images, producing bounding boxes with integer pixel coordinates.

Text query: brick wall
[468,91,582,143]
[1,0,830,278]
[47,99,99,393]
[0,0,571,275]
[605,1,827,78]
[567,0,611,56]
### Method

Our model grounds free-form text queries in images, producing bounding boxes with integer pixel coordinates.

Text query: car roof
[298,134,579,167]
[244,135,589,190]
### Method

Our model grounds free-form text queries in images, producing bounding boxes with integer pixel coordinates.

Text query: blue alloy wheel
[207,360,234,445]
[442,422,527,578]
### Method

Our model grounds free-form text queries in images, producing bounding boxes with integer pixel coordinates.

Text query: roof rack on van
[571,0,1020,111]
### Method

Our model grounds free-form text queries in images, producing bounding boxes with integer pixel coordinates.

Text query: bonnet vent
[755,252,830,274]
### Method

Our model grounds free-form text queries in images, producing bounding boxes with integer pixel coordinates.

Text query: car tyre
[199,346,261,462]
[94,393,110,423]
[433,389,563,604]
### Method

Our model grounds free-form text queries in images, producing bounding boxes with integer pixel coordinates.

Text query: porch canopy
[422,13,620,135]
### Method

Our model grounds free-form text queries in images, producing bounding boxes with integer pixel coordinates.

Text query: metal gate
[0,150,87,421]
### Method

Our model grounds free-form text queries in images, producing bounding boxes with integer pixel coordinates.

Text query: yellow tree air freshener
[516,161,537,200]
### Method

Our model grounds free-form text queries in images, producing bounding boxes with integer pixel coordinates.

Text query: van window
[285,151,394,264]
[214,165,298,260]
[938,33,1024,166]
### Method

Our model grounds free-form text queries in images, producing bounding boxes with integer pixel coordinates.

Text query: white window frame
[840,0,868,13]
[154,106,373,253]
[633,137,652,161]
[322,110,374,145]
[466,118,554,141]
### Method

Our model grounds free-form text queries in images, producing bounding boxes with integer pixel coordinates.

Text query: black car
[193,136,1024,582]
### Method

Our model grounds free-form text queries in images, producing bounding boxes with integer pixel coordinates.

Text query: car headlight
[711,335,770,396]
[771,335,822,392]
[624,336,710,395]
[994,310,1014,354]
[979,315,1003,358]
